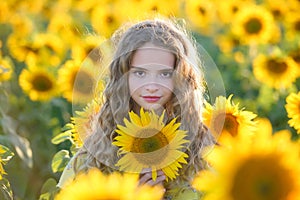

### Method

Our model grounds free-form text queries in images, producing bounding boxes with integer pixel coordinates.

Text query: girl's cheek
[129,77,142,94]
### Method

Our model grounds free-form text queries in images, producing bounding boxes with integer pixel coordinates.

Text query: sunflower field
[0,0,300,199]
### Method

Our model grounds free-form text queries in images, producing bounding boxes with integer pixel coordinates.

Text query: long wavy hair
[74,17,215,186]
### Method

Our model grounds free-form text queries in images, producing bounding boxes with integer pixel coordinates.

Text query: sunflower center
[232,37,240,46]
[231,6,238,13]
[266,59,288,74]
[73,70,94,95]
[289,51,300,63]
[106,15,114,24]
[271,9,282,18]
[295,20,300,32]
[198,6,206,15]
[131,128,170,165]
[244,17,262,34]
[231,155,294,200]
[151,6,158,12]
[24,45,39,54]
[131,128,168,153]
[224,114,238,136]
[44,43,55,52]
[32,74,53,92]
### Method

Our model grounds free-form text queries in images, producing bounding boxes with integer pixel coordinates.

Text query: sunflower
[55,168,164,200]
[0,1,11,23]
[0,56,13,82]
[63,97,103,147]
[231,5,278,45]
[253,54,298,89]
[16,0,45,14]
[7,34,35,62]
[287,0,300,11]
[214,33,241,53]
[192,130,300,200]
[253,117,292,140]
[112,0,143,20]
[47,12,82,46]
[9,12,34,36]
[184,0,216,35]
[0,147,7,180]
[113,108,189,181]
[0,144,14,180]
[25,33,66,67]
[71,34,106,62]
[286,0,300,11]
[46,4,99,45]
[202,95,257,143]
[216,0,254,24]
[58,59,102,104]
[72,0,99,12]
[284,11,300,41]
[285,92,300,134]
[19,66,58,101]
[288,48,300,76]
[264,0,290,21]
[140,0,180,18]
[91,4,123,38]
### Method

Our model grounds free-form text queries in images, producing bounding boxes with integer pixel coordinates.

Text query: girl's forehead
[131,43,175,68]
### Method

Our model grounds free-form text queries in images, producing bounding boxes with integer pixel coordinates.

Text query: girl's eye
[160,71,173,78]
[133,71,145,77]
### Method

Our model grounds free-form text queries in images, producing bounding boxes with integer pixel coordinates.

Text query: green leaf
[8,134,33,168]
[0,178,13,200]
[39,193,51,200]
[0,115,33,168]
[51,131,72,145]
[40,178,57,194]
[51,150,70,173]
[39,178,59,200]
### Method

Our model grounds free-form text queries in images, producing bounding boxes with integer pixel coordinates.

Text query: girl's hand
[138,168,166,186]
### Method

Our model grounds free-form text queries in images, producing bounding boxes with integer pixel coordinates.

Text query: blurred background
[0,0,299,199]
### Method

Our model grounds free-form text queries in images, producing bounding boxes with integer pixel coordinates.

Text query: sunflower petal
[152,169,157,181]
[129,111,142,126]
[140,108,151,126]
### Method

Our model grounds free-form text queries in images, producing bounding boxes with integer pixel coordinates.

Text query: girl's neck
[132,103,164,116]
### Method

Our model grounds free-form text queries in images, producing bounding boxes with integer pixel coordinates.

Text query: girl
[58,17,215,199]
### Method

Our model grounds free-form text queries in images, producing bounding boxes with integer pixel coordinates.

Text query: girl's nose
[145,83,159,93]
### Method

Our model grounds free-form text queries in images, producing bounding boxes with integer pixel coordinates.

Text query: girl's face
[129,43,175,112]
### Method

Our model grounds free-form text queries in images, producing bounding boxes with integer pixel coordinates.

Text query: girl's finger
[139,171,166,186]
[145,174,166,186]
[139,172,152,185]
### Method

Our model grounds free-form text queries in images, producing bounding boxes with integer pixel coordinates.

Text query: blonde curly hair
[74,17,215,187]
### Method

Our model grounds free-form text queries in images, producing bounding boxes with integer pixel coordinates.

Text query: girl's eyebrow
[130,66,148,71]
[130,66,174,72]
[130,66,145,69]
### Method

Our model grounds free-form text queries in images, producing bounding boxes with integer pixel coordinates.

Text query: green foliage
[0,144,14,200]
[38,178,59,200]
[0,178,13,200]
[0,81,71,199]
[51,131,72,145]
[51,150,70,173]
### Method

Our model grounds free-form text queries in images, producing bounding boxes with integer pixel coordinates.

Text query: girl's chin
[143,103,164,111]
[133,103,165,113]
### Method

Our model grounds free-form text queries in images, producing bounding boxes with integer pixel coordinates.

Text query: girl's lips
[142,96,161,103]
